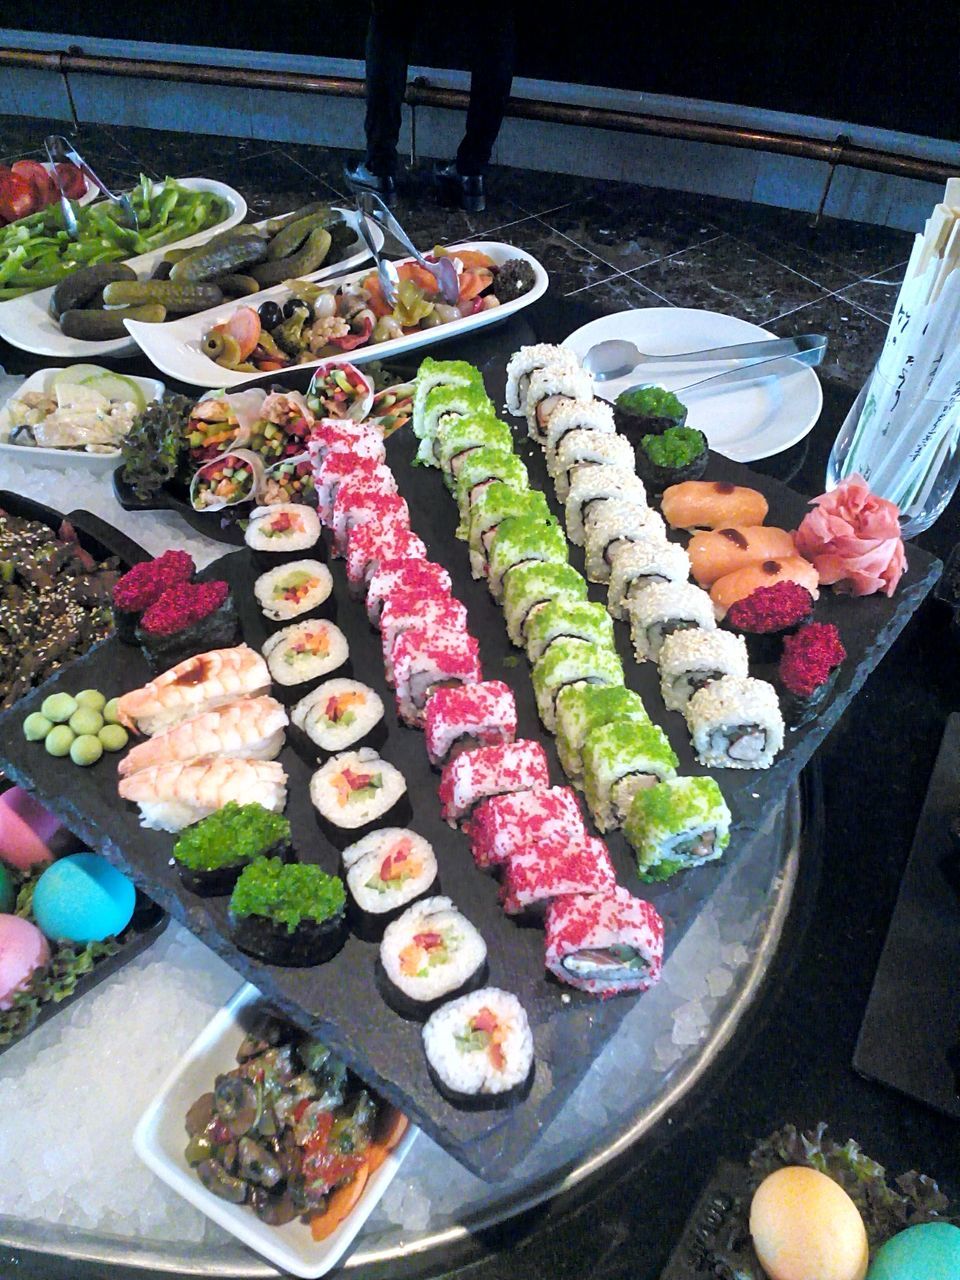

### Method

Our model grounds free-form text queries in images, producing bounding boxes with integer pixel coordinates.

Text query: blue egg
[868,1222,960,1280]
[32,854,136,944]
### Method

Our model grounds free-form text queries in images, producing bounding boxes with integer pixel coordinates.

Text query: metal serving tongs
[43,134,139,238]
[354,189,460,307]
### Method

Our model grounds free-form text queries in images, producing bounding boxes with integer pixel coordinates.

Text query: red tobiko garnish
[140,580,229,636]
[779,623,846,697]
[113,550,194,612]
[725,581,814,634]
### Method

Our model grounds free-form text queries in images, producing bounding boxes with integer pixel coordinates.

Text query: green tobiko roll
[624,776,730,881]
[556,684,649,785]
[229,858,348,966]
[454,447,529,531]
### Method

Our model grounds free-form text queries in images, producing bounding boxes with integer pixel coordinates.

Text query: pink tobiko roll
[0,914,50,1009]
[0,787,70,871]
[794,474,906,597]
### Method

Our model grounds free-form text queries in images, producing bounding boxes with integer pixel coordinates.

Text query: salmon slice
[688,525,797,586]
[661,481,769,530]
[710,556,820,617]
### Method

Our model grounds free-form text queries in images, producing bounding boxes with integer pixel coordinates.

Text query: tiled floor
[0,115,914,390]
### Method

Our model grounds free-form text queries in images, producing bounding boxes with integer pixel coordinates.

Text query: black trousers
[364,1,516,176]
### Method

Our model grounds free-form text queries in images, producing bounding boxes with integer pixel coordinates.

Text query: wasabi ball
[75,690,107,713]
[103,698,122,726]
[41,692,77,724]
[70,735,103,767]
[45,725,75,757]
[98,724,129,753]
[69,707,104,737]
[23,713,52,742]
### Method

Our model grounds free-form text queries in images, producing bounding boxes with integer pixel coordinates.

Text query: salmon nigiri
[661,480,768,530]
[118,756,288,832]
[116,645,271,736]
[710,556,820,617]
[688,526,797,587]
[117,696,288,778]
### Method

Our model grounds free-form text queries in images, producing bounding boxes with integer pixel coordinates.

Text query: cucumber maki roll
[379,895,487,1014]
[555,684,650,788]
[634,425,708,491]
[503,562,589,647]
[173,802,293,896]
[467,484,555,579]
[344,828,438,939]
[435,414,513,490]
[416,383,495,467]
[624,776,731,881]
[524,599,616,664]
[613,385,688,440]
[422,987,534,1101]
[582,719,678,833]
[454,447,529,531]
[487,514,569,601]
[228,858,347,965]
[531,638,624,731]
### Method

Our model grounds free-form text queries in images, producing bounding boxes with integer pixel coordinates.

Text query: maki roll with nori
[112,550,195,644]
[136,579,238,671]
[613,385,687,440]
[380,895,487,1013]
[467,484,554,579]
[422,987,534,1102]
[244,503,322,563]
[624,776,731,881]
[582,719,679,833]
[486,514,569,601]
[254,560,333,623]
[658,629,749,712]
[544,886,664,996]
[555,684,649,787]
[290,679,386,755]
[686,674,784,769]
[524,599,615,664]
[172,801,293,896]
[343,827,438,938]
[634,425,708,491]
[531,638,624,731]
[262,619,349,688]
[724,579,816,662]
[502,562,589,647]
[310,748,409,842]
[228,857,347,965]
[777,622,846,727]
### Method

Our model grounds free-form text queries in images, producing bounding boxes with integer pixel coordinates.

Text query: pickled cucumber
[59,304,167,339]
[251,227,332,288]
[170,236,268,283]
[217,274,260,297]
[266,210,333,262]
[50,263,137,320]
[263,202,330,237]
[101,280,224,312]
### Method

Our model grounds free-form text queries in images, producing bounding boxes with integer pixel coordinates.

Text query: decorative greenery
[119,392,193,500]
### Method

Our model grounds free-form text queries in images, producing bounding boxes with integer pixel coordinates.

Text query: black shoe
[435,161,486,213]
[344,160,396,202]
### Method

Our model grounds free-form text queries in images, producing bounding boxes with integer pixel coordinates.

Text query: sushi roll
[172,801,292,896]
[710,557,820,619]
[500,833,617,916]
[627,580,716,663]
[613,385,688,439]
[687,525,797,588]
[262,619,349,688]
[314,454,391,528]
[487,514,569,601]
[112,550,195,644]
[503,562,589,647]
[531,639,625,731]
[624,776,731,880]
[505,342,579,416]
[544,887,664,996]
[343,827,438,937]
[555,684,649,787]
[366,557,451,628]
[416,382,495,467]
[332,488,408,560]
[381,592,469,684]
[686,674,784,769]
[542,398,616,472]
[118,757,287,833]
[422,987,534,1101]
[453,447,529,528]
[584,500,667,585]
[607,540,692,620]
[306,418,385,471]
[633,425,708,492]
[467,484,554,579]
[438,739,550,827]
[435,414,513,487]
[777,622,846,728]
[582,719,679,832]
[254,560,334,623]
[470,785,585,870]
[553,428,635,503]
[310,748,409,841]
[346,523,427,599]
[661,480,769,531]
[228,858,347,966]
[392,625,482,727]
[412,357,483,436]
[659,629,750,712]
[524,599,616,665]
[136,579,239,671]
[244,503,322,563]
[524,365,594,444]
[724,580,816,663]
[291,679,386,755]
[424,680,517,768]
[380,896,487,1013]
[565,465,647,547]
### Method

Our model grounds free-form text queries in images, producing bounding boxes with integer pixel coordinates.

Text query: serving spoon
[355,190,461,306]
[583,332,827,382]
[44,134,139,238]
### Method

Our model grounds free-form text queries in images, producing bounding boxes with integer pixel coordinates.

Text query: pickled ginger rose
[794,474,905,597]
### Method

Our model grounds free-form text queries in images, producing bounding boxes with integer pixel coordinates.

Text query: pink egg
[0,788,70,872]
[0,914,51,1010]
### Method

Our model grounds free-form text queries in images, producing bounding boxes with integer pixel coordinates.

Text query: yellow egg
[749,1166,869,1280]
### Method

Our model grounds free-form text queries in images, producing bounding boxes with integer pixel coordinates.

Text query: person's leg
[363,0,413,176]
[456,1,515,175]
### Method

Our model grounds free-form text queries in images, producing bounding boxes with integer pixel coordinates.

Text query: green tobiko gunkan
[230,858,345,933]
[173,802,291,872]
[641,425,706,468]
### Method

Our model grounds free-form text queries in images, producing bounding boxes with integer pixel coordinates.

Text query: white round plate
[564,307,823,462]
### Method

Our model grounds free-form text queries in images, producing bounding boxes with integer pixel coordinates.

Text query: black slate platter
[854,712,960,1119]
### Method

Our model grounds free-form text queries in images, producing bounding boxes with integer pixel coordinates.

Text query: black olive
[282,299,311,322]
[257,301,283,330]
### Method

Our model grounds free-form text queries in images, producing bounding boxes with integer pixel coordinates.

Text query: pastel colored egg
[867,1222,960,1280]
[750,1166,869,1280]
[0,787,69,871]
[32,854,136,944]
[0,914,50,1010]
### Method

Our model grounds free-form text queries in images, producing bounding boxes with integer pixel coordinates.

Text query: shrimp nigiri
[710,557,820,617]
[661,481,768,531]
[688,525,797,587]
[116,645,270,737]
[117,696,288,779]
[118,756,288,832]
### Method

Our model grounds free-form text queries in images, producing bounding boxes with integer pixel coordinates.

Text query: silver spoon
[583,332,828,382]
[356,190,461,305]
[44,135,139,237]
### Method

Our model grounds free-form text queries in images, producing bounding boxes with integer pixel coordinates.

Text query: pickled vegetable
[170,236,268,283]
[266,209,332,262]
[59,304,166,340]
[251,227,332,288]
[50,263,137,320]
[101,280,224,312]
[217,274,260,297]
